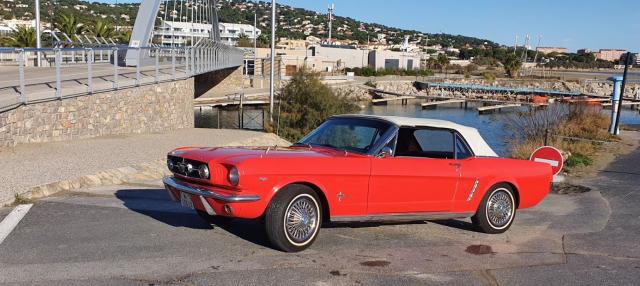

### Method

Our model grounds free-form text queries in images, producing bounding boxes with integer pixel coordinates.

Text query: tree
[56,14,84,36]
[9,25,36,48]
[91,20,114,38]
[256,33,270,48]
[502,54,522,78]
[236,33,252,47]
[436,53,450,73]
[274,67,359,142]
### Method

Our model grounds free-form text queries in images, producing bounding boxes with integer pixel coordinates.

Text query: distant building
[536,47,567,54]
[369,50,422,70]
[595,49,627,62]
[219,23,261,46]
[156,21,260,46]
[577,48,592,55]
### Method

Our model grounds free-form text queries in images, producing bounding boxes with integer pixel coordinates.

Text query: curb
[4,133,290,206]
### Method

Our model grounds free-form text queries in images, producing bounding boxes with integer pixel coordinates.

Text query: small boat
[561,96,607,105]
[531,95,549,104]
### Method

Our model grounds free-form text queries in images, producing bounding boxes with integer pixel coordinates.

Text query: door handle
[449,162,461,168]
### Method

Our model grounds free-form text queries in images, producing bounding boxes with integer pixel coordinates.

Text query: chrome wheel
[284,194,319,246]
[486,188,514,229]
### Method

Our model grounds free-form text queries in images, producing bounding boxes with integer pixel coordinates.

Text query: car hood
[169,146,365,163]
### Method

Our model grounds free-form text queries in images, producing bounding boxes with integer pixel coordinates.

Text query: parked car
[163,115,554,252]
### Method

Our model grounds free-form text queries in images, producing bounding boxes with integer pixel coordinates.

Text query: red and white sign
[530,146,564,175]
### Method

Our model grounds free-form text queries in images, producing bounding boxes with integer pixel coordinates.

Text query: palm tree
[9,25,36,48]
[91,20,114,38]
[56,14,84,36]
[502,54,522,78]
[436,53,450,73]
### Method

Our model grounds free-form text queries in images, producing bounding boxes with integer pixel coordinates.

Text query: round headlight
[167,159,174,171]
[198,164,210,179]
[228,166,240,186]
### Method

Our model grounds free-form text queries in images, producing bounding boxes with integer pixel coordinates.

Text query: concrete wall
[194,66,244,98]
[0,79,194,147]
[308,45,369,70]
[369,50,422,70]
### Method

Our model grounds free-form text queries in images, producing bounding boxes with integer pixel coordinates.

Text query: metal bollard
[113,48,119,89]
[155,48,159,83]
[136,48,141,86]
[87,48,93,94]
[172,48,176,80]
[55,48,62,99]
[18,49,27,104]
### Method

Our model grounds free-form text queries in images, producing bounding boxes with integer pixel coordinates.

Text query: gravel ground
[0,128,290,203]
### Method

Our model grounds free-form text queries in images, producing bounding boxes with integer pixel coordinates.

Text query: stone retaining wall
[0,78,195,147]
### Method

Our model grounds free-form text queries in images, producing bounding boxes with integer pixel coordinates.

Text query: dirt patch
[329,270,346,276]
[552,183,591,195]
[568,131,639,179]
[465,245,495,255]
[360,260,391,267]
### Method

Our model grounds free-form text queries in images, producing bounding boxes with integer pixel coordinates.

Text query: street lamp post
[269,0,276,122]
[35,0,42,66]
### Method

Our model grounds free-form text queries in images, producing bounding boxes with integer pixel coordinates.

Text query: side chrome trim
[330,211,474,223]
[163,176,260,203]
[466,179,480,202]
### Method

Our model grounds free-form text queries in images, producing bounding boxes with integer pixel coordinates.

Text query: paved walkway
[0,128,290,204]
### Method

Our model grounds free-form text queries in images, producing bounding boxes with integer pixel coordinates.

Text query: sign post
[530,146,564,176]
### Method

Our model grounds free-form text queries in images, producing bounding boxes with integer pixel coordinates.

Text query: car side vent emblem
[466,179,480,202]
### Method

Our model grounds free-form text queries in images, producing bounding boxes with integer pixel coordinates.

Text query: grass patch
[565,153,593,167]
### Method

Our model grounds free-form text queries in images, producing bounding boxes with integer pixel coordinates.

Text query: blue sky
[102,0,639,52]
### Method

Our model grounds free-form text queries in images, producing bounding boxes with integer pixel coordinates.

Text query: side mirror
[377,147,393,158]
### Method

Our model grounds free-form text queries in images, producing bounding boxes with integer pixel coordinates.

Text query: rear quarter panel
[452,157,553,213]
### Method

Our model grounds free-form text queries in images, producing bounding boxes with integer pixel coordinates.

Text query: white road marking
[534,157,560,167]
[0,204,33,245]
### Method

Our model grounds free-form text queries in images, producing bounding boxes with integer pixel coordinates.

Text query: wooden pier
[601,102,640,108]
[372,96,416,105]
[421,99,466,109]
[477,103,522,114]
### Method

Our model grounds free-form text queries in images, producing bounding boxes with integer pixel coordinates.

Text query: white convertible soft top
[337,114,499,157]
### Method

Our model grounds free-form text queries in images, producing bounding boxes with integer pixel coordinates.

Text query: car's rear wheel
[472,184,516,234]
[265,185,322,252]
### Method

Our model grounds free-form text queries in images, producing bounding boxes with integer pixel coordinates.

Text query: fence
[195,105,266,130]
[0,42,244,113]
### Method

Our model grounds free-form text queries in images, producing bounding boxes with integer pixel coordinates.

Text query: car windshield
[294,118,392,154]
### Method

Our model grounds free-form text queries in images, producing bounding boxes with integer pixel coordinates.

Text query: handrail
[0,43,244,113]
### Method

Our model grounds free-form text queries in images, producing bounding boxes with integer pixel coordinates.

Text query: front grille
[167,155,208,179]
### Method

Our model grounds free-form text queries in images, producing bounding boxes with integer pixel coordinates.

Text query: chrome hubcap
[285,197,318,243]
[487,190,513,228]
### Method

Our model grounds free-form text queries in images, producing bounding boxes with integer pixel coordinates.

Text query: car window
[455,134,473,159]
[395,128,454,159]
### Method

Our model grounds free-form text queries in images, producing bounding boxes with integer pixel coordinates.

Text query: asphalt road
[1,142,639,285]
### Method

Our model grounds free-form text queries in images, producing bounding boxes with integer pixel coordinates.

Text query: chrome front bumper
[162,176,260,203]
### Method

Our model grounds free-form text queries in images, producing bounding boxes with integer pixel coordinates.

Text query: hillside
[0,0,499,49]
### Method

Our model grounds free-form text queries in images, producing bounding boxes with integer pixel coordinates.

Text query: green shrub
[272,68,360,142]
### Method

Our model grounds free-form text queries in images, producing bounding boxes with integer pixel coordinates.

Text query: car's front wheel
[265,185,322,252]
[472,184,516,234]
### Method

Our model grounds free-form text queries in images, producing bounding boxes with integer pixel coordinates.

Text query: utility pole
[513,35,518,55]
[328,4,334,45]
[253,12,257,79]
[269,0,276,122]
[35,0,42,66]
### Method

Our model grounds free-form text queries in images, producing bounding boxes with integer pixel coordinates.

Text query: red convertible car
[163,115,553,252]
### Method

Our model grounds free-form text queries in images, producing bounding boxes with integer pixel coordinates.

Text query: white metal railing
[0,42,243,113]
